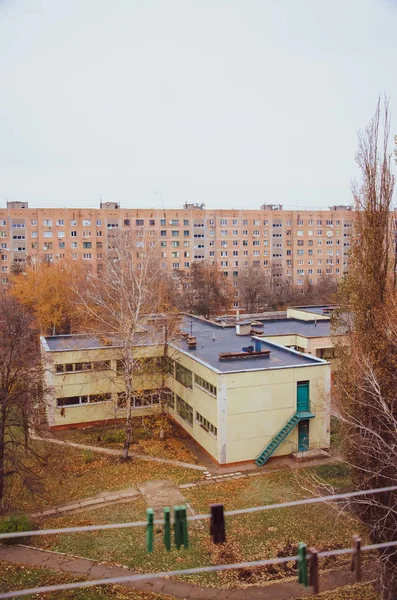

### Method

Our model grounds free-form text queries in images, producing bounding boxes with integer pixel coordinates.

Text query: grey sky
[0,0,396,210]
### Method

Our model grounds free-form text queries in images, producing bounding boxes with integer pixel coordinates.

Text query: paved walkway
[31,488,140,518]
[0,544,374,599]
[138,480,187,519]
[32,435,207,472]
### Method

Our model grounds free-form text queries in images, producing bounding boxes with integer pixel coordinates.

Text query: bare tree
[333,98,396,600]
[76,230,180,459]
[0,295,45,508]
[177,261,232,320]
[238,265,270,313]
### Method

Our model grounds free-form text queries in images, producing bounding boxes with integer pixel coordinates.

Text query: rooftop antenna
[157,190,166,219]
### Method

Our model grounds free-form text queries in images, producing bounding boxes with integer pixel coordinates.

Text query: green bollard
[174,505,182,550]
[298,542,309,587]
[163,507,171,551]
[146,508,154,553]
[180,505,189,549]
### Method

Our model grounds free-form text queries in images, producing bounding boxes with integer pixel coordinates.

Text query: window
[70,219,77,226]
[83,241,92,248]
[175,363,193,388]
[43,219,52,227]
[44,231,52,238]
[196,411,217,436]
[220,219,228,225]
[71,231,77,237]
[82,231,92,237]
[96,219,102,226]
[82,220,91,226]
[171,230,179,237]
[83,253,92,260]
[172,262,180,269]
[176,395,193,426]
[30,220,37,226]
[184,230,190,237]
[57,393,111,407]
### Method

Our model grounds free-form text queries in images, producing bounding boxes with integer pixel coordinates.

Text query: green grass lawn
[28,463,367,589]
[61,415,202,465]
[0,560,174,600]
[3,440,203,515]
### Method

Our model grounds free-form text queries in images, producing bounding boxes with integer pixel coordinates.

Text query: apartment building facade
[0,200,354,308]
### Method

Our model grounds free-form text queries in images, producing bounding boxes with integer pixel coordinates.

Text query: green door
[297,381,309,413]
[298,420,310,452]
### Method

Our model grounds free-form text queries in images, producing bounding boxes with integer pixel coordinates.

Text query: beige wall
[222,364,330,463]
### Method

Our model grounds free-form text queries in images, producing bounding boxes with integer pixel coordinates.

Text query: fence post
[351,535,362,582]
[309,547,319,594]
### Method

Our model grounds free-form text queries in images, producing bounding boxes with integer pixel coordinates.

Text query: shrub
[0,514,33,545]
[102,429,124,444]
[82,449,96,463]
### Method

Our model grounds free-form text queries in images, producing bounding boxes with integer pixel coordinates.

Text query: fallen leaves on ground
[0,560,175,599]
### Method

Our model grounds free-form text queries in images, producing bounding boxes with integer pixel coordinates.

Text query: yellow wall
[44,344,164,428]
[259,333,334,357]
[223,364,330,464]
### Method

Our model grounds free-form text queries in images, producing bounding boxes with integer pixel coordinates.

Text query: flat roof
[255,318,331,338]
[291,305,337,316]
[176,318,325,373]
[43,334,123,352]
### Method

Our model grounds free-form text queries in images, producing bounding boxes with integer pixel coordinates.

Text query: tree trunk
[122,405,133,460]
[0,416,5,503]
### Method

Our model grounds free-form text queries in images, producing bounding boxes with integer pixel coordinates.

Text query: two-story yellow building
[41,314,331,466]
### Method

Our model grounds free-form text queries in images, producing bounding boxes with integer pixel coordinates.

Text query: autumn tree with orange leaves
[10,259,86,335]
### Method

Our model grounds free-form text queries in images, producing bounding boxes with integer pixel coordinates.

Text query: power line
[1,540,397,599]
[1,484,396,541]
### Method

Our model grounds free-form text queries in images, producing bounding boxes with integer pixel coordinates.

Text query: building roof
[255,318,331,338]
[175,318,326,373]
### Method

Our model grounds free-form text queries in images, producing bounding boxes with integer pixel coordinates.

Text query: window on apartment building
[172,262,180,268]
[297,240,304,246]
[82,220,91,226]
[44,231,52,238]
[242,240,248,246]
[220,250,228,256]
[56,219,64,226]
[297,250,304,255]
[196,411,217,436]
[184,230,190,237]
[43,219,52,227]
[176,395,193,426]
[83,241,92,249]
[96,219,102,226]
[184,262,190,268]
[83,253,92,260]
[232,240,238,246]
[221,241,227,247]
[220,219,228,225]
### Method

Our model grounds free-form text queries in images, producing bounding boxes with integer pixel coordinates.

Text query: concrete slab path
[0,545,374,600]
[137,480,186,520]
[31,488,140,518]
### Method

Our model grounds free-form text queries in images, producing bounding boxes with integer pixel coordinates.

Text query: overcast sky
[0,0,396,211]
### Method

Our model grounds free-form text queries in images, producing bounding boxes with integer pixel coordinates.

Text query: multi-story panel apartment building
[0,200,354,307]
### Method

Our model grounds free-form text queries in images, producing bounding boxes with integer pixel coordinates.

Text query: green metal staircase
[255,411,314,467]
